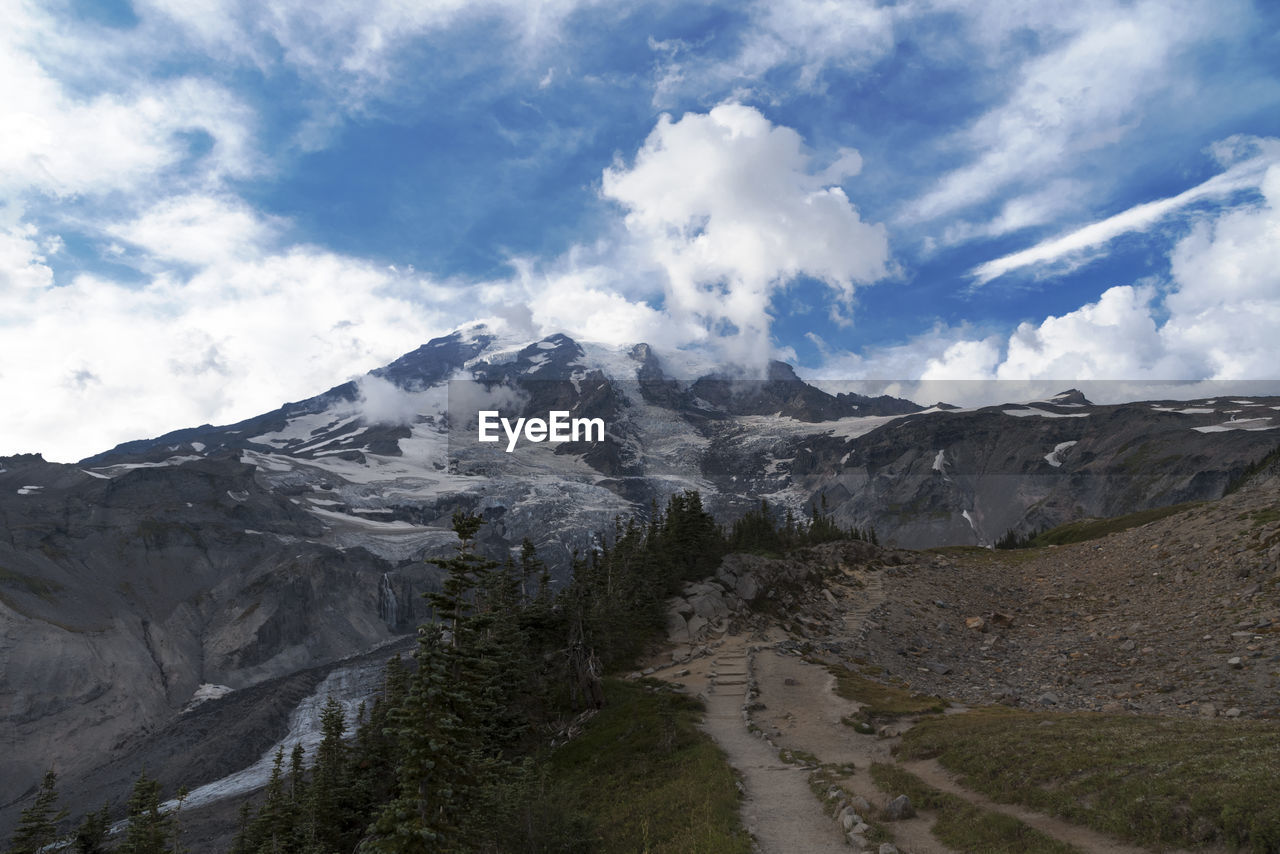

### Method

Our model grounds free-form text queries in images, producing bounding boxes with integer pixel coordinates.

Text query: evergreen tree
[169,786,189,854]
[72,805,111,854]
[230,801,255,854]
[118,772,170,854]
[6,769,67,854]
[364,625,474,853]
[306,698,351,854]
[246,747,294,854]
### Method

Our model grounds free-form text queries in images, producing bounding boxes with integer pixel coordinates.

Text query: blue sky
[3,0,1280,461]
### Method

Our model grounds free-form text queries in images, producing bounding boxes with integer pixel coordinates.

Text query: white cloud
[0,219,467,461]
[0,18,256,199]
[108,195,283,267]
[135,0,593,102]
[354,375,420,426]
[1160,164,1280,378]
[653,0,897,104]
[971,139,1280,284]
[813,166,1280,393]
[601,103,890,365]
[906,0,1240,225]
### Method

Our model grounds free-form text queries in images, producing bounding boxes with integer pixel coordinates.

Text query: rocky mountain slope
[2,324,1278,837]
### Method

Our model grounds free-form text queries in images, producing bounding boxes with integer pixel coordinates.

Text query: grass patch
[896,707,1280,852]
[546,678,751,854]
[1024,502,1204,548]
[869,762,1080,854]
[1241,507,1280,527]
[825,664,946,718]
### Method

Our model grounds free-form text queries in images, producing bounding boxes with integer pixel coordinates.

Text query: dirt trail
[668,635,849,854]
[899,758,1198,854]
[748,648,953,854]
[653,560,1226,853]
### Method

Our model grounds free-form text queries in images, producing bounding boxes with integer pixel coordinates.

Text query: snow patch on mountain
[1044,441,1078,468]
[1002,407,1090,418]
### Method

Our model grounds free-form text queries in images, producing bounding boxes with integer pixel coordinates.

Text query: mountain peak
[1050,389,1093,406]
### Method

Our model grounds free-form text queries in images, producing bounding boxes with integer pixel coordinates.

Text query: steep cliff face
[0,453,438,810]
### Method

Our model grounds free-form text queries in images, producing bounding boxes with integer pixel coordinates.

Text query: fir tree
[6,769,67,854]
[364,625,473,853]
[118,772,170,854]
[72,805,111,854]
[306,698,351,854]
[246,747,294,854]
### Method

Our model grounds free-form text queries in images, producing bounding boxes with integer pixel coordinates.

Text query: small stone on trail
[883,794,915,821]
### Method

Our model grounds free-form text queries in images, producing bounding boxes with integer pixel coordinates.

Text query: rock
[1225,707,1242,718]
[1228,656,1244,669]
[685,614,709,640]
[1199,702,1218,718]
[851,795,873,814]
[883,794,915,821]
[879,845,901,854]
[989,611,1015,628]
[847,832,869,851]
[1038,692,1059,706]
[926,661,952,675]
[1119,639,1136,652]
[690,590,729,621]
[965,616,987,632]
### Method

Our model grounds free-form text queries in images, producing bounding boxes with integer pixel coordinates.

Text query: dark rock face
[0,454,438,819]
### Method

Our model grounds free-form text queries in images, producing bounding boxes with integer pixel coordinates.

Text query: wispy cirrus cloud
[970,137,1280,285]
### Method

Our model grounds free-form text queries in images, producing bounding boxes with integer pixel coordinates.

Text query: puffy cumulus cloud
[0,214,469,461]
[907,0,1243,226]
[995,285,1168,379]
[1161,164,1280,378]
[602,103,890,366]
[653,0,897,104]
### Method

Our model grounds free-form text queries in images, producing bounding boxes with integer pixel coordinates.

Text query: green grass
[1240,507,1280,527]
[825,664,946,718]
[546,679,751,854]
[896,707,1280,852]
[1024,502,1204,548]
[870,762,1081,854]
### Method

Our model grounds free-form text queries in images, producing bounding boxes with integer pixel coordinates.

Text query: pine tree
[169,786,189,854]
[118,772,170,854]
[6,769,67,854]
[246,747,293,854]
[72,805,111,854]
[306,697,350,854]
[230,801,255,854]
[364,625,474,853]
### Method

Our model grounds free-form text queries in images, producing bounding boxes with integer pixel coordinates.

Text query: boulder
[883,794,915,821]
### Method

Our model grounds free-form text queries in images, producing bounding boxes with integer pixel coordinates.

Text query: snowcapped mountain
[2,325,1278,836]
